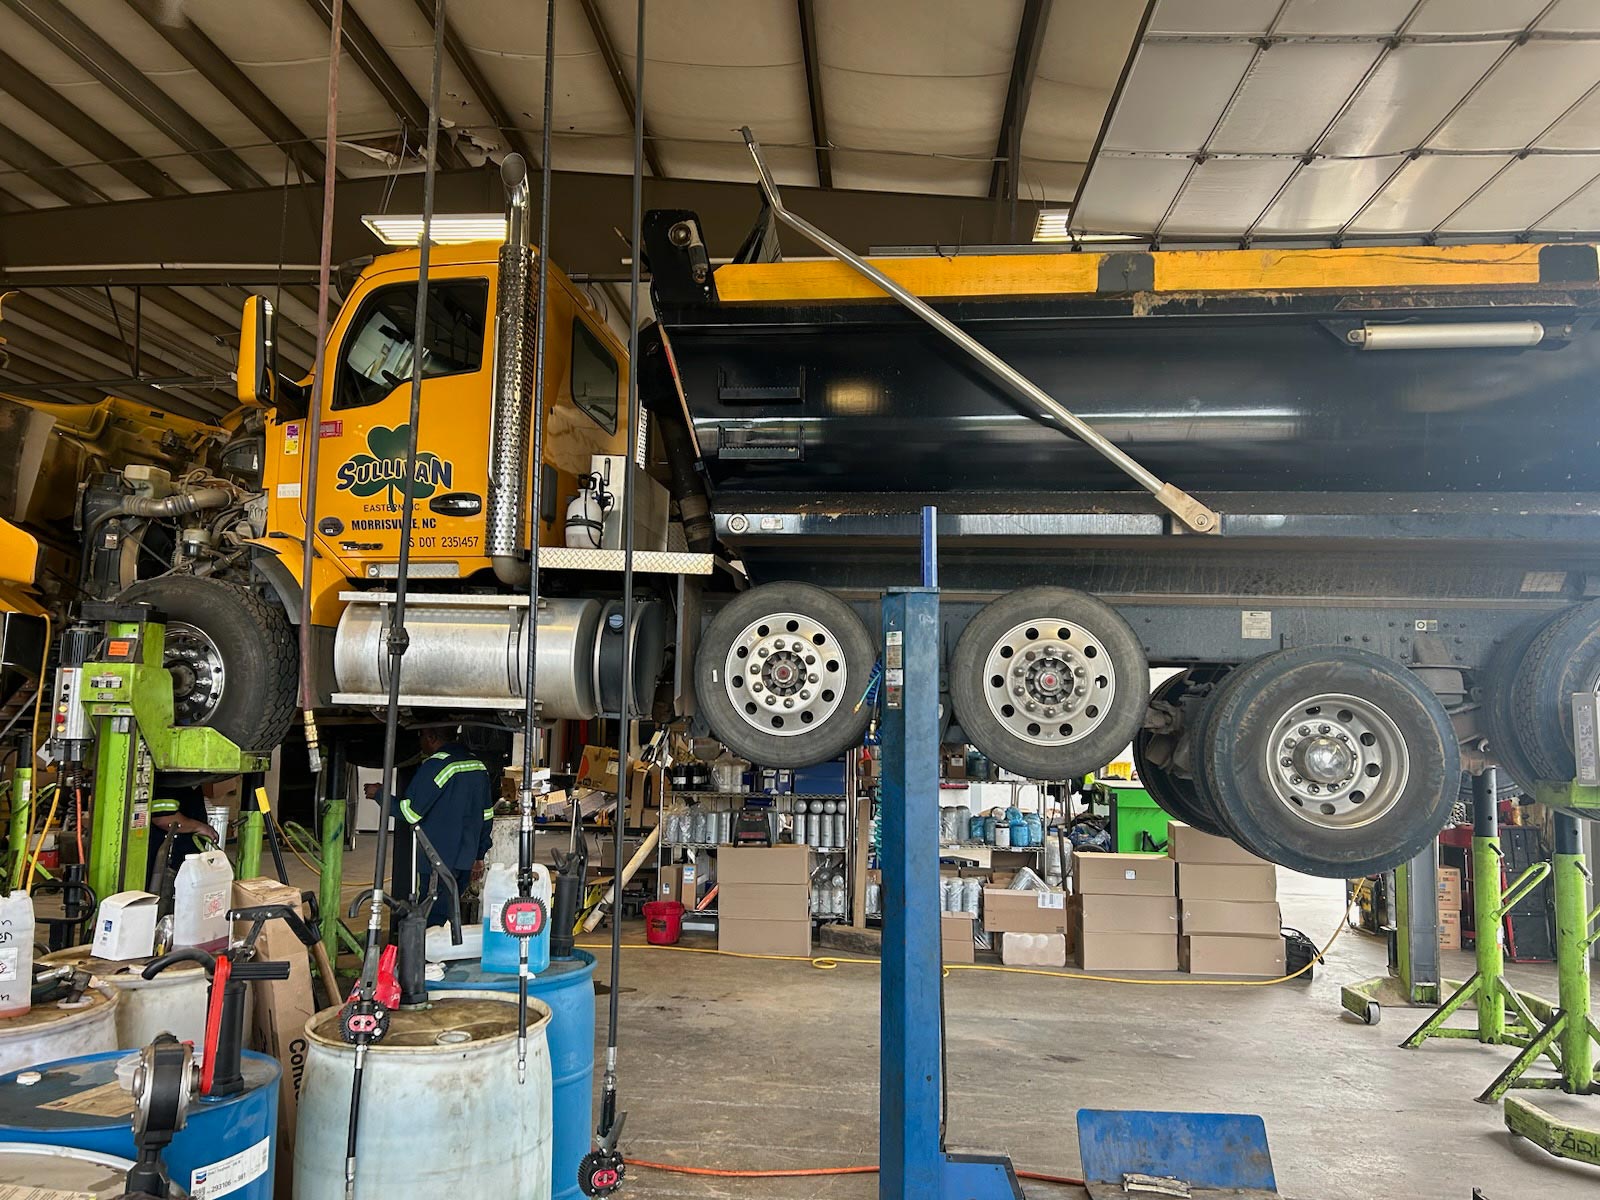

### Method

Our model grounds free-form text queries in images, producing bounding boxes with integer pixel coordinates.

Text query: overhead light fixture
[361,213,507,247]
[1348,321,1545,351]
[1032,209,1073,243]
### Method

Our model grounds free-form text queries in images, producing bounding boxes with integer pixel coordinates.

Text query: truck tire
[695,582,875,769]
[117,576,298,755]
[1509,599,1600,783]
[1199,647,1458,878]
[1481,611,1555,794]
[950,587,1146,781]
[1133,671,1232,839]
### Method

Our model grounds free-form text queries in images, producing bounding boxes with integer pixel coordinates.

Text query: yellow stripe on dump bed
[714,242,1573,303]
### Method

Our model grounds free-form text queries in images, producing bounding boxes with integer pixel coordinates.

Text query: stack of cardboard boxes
[984,886,1071,966]
[717,844,812,956]
[1171,822,1285,977]
[1072,851,1179,970]
[1437,865,1463,951]
[942,911,976,964]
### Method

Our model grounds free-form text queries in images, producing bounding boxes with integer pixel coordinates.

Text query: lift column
[877,506,1021,1200]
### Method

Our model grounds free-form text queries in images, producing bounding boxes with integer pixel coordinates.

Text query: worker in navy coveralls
[393,725,494,926]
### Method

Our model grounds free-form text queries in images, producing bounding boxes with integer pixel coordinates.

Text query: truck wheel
[1482,612,1555,794]
[695,582,874,769]
[1200,647,1458,878]
[1133,671,1232,839]
[117,576,298,754]
[1509,599,1600,783]
[950,587,1146,780]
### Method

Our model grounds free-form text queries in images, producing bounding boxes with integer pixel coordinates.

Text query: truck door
[310,269,491,570]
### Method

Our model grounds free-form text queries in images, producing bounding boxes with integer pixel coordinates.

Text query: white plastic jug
[482,862,550,975]
[0,890,35,1018]
[173,850,232,952]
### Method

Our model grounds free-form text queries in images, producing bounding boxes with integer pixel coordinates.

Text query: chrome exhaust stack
[488,153,535,586]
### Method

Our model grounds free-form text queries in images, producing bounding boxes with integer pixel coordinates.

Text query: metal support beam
[2,0,266,191]
[796,0,831,188]
[304,0,468,170]
[0,124,109,207]
[0,167,1027,283]
[988,0,1051,207]
[126,0,333,184]
[0,323,213,416]
[406,0,539,168]
[0,46,182,198]
[577,0,666,178]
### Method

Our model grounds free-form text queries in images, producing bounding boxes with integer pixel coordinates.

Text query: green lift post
[1401,768,1555,1052]
[71,605,269,901]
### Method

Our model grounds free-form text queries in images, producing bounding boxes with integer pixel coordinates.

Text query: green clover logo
[335,424,454,502]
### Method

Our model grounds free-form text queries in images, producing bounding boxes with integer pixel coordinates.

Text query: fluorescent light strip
[361,213,507,247]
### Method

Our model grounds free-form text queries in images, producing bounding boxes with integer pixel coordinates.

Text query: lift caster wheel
[579,1148,626,1197]
[1364,1001,1381,1026]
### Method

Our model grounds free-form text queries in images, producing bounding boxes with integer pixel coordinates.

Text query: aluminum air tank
[334,594,601,717]
[294,992,552,1200]
[0,986,118,1076]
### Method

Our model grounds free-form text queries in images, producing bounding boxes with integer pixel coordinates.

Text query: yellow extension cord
[574,911,1345,988]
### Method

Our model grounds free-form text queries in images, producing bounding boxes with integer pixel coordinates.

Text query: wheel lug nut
[805,654,816,665]
[800,690,810,700]
[1012,687,1025,697]
[752,682,762,692]
[757,647,769,658]
[1024,650,1037,661]
[1044,707,1056,717]
[808,673,819,683]
[1024,702,1037,713]
[1291,775,1303,785]
[1298,725,1310,736]
[1284,737,1297,748]
[1074,667,1086,678]
[1074,687,1086,697]
[783,699,794,709]
[1318,724,1331,735]
[765,696,776,705]
[1308,783,1321,794]
[1280,758,1293,768]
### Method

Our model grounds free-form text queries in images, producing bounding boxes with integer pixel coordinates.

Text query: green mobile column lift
[1401,767,1554,1051]
[62,603,269,902]
[1340,844,1441,1023]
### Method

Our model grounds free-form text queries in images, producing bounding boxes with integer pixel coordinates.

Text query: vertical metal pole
[879,587,943,1199]
[1552,812,1594,1093]
[236,810,263,880]
[1471,769,1505,1042]
[321,798,347,947]
[1397,847,1440,1004]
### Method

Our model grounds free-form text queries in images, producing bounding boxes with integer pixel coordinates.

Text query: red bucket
[643,900,685,945]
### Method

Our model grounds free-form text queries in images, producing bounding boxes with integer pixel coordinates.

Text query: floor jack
[49,602,269,902]
[1401,768,1556,1053]
[878,508,1283,1199]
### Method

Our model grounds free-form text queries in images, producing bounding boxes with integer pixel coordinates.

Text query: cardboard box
[720,882,810,922]
[1439,908,1462,951]
[1073,851,1176,897]
[1437,867,1463,913]
[577,745,620,788]
[1166,822,1267,866]
[92,891,158,960]
[717,844,810,886]
[1176,863,1277,902]
[233,877,316,1196]
[1077,893,1179,936]
[941,913,975,964]
[1181,934,1286,977]
[1180,899,1282,938]
[719,917,811,957]
[658,863,697,909]
[1001,931,1066,968]
[1076,927,1178,972]
[983,888,1068,934]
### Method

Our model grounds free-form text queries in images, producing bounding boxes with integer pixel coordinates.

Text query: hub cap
[1265,692,1409,830]
[982,619,1116,746]
[163,621,226,726]
[721,611,847,737]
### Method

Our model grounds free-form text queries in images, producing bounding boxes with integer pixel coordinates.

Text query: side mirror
[237,295,278,407]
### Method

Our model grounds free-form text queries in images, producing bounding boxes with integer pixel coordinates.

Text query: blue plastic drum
[430,951,596,1200]
[0,1050,279,1199]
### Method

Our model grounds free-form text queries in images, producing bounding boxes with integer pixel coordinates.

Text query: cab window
[571,321,619,433]
[333,279,489,411]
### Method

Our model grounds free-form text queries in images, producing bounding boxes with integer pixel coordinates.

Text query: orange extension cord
[625,1159,1084,1187]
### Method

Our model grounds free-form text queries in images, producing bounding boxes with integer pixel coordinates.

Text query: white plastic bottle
[173,850,232,952]
[482,862,550,976]
[0,890,36,1018]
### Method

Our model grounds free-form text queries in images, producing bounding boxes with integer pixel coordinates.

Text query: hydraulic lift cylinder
[1470,769,1505,1042]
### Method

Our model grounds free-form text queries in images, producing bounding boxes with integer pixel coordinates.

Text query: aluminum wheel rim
[1264,692,1409,830]
[163,620,226,726]
[981,619,1116,746]
[722,611,848,737]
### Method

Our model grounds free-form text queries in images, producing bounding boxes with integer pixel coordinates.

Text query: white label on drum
[1241,610,1272,640]
[190,1136,270,1198]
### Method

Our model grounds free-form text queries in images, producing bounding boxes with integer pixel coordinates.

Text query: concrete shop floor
[315,845,1599,1199]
